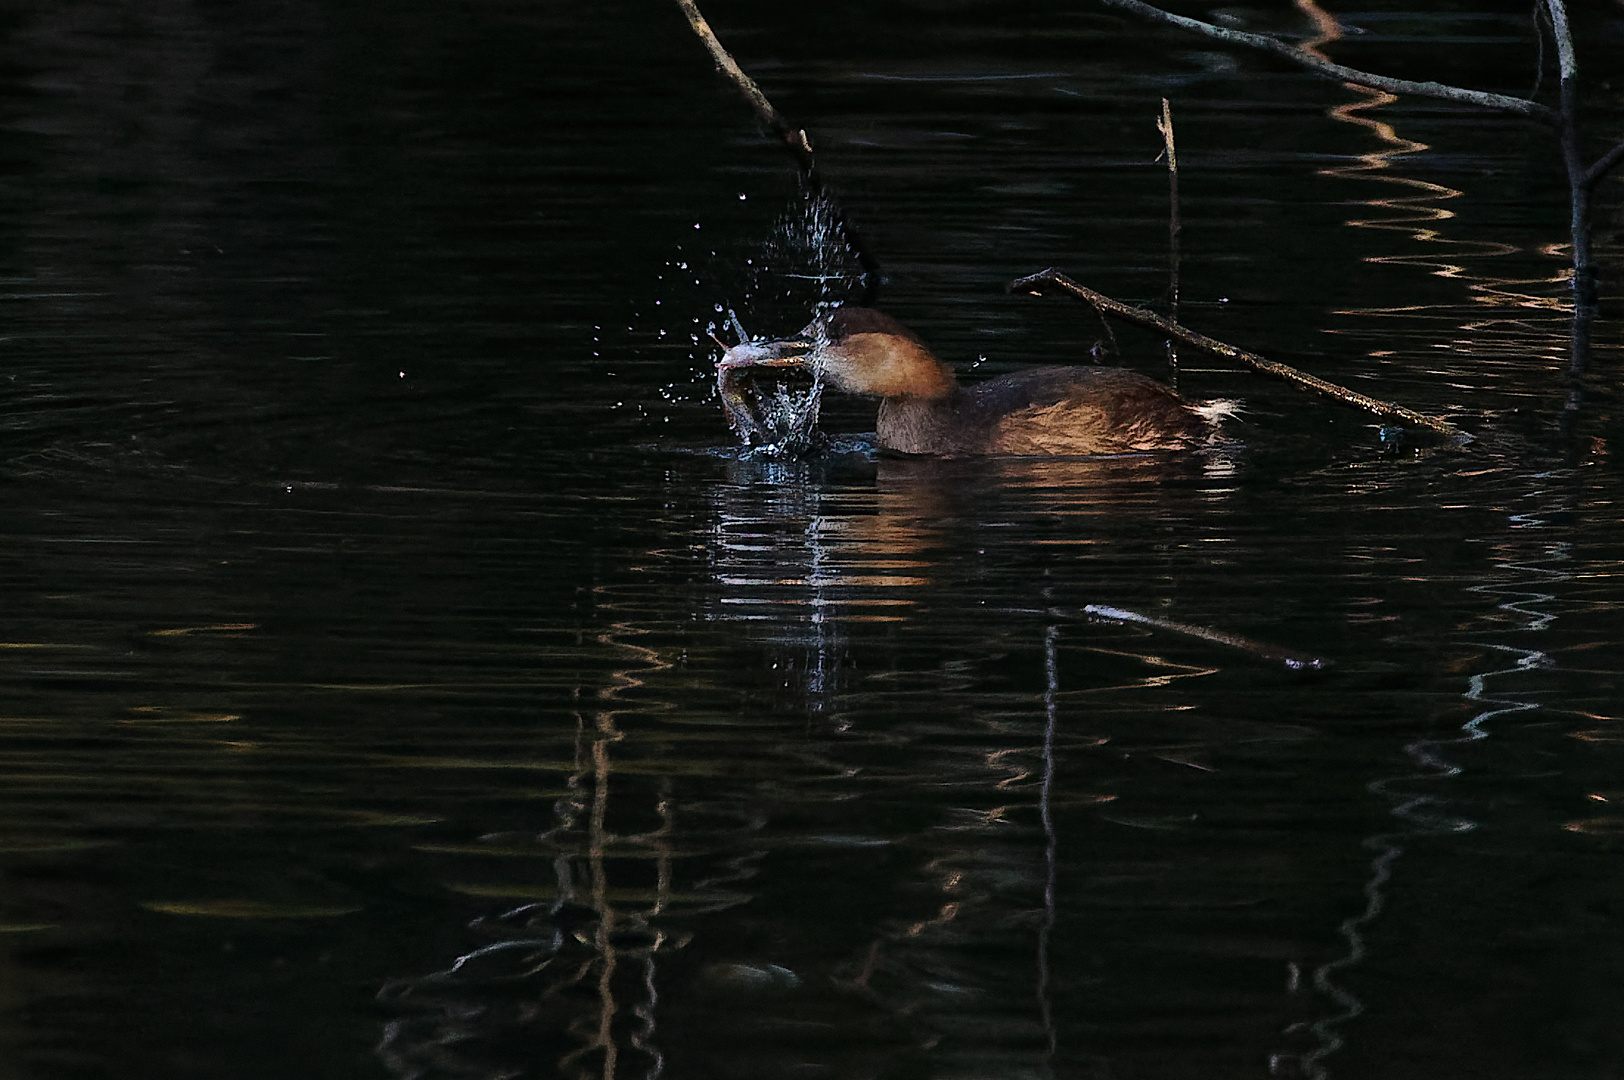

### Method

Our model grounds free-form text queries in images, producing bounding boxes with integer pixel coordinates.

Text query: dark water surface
[1,1,1622,1077]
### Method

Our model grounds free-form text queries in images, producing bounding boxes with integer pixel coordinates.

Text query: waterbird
[718,306,1232,455]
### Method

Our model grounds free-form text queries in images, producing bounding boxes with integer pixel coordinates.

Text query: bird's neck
[830,334,958,400]
[875,390,980,455]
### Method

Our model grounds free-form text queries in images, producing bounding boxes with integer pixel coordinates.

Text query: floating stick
[1083,604,1328,671]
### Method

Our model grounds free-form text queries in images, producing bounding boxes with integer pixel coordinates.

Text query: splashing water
[760,191,864,309]
[752,370,825,458]
[714,191,863,456]
[716,308,825,458]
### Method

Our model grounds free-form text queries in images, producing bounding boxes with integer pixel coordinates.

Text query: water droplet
[738,192,747,200]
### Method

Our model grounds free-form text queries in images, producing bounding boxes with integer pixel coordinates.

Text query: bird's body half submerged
[718,306,1223,456]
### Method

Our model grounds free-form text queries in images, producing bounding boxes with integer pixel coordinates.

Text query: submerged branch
[1095,0,1558,125]
[672,0,882,292]
[1011,268,1470,442]
[1082,604,1328,670]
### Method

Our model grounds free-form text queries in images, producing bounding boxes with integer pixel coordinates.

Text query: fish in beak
[716,337,815,445]
[716,337,813,372]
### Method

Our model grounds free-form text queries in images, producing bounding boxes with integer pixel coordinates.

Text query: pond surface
[1,1,1622,1077]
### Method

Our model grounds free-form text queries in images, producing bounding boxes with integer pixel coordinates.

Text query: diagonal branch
[1011,268,1471,442]
[1096,0,1558,126]
[673,0,816,174]
[1584,139,1624,189]
[672,0,883,291]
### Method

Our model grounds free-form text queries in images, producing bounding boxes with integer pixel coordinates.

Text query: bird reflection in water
[374,448,1249,1079]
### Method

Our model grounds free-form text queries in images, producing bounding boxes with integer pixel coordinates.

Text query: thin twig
[673,0,814,170]
[1011,268,1471,441]
[672,0,882,291]
[1156,98,1180,377]
[1096,0,1558,125]
[1090,304,1121,362]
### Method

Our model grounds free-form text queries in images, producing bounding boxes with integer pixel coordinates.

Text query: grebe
[719,306,1221,455]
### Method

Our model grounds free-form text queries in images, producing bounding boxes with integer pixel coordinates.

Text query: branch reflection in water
[1293,0,1587,433]
[1251,17,1606,1073]
[372,448,1298,1078]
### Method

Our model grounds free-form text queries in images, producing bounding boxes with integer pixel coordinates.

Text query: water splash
[734,365,825,459]
[759,190,867,311]
[713,189,867,457]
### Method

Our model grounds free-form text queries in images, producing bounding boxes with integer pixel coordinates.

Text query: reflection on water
[1292,0,1585,430]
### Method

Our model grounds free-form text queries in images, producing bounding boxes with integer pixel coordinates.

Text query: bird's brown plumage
[722,306,1214,456]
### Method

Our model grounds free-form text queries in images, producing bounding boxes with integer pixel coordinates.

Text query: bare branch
[1539,0,1595,302]
[1096,0,1558,126]
[672,0,882,291]
[1543,0,1578,81]
[673,0,814,170]
[1584,139,1624,189]
[1011,268,1471,442]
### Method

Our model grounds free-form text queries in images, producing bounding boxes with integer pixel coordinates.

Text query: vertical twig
[1542,0,1594,308]
[1156,98,1181,381]
[1541,0,1595,443]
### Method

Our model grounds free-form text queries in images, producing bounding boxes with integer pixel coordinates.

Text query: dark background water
[0,1,1621,1077]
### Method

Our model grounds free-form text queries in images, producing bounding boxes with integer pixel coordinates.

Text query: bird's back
[968,366,1207,455]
